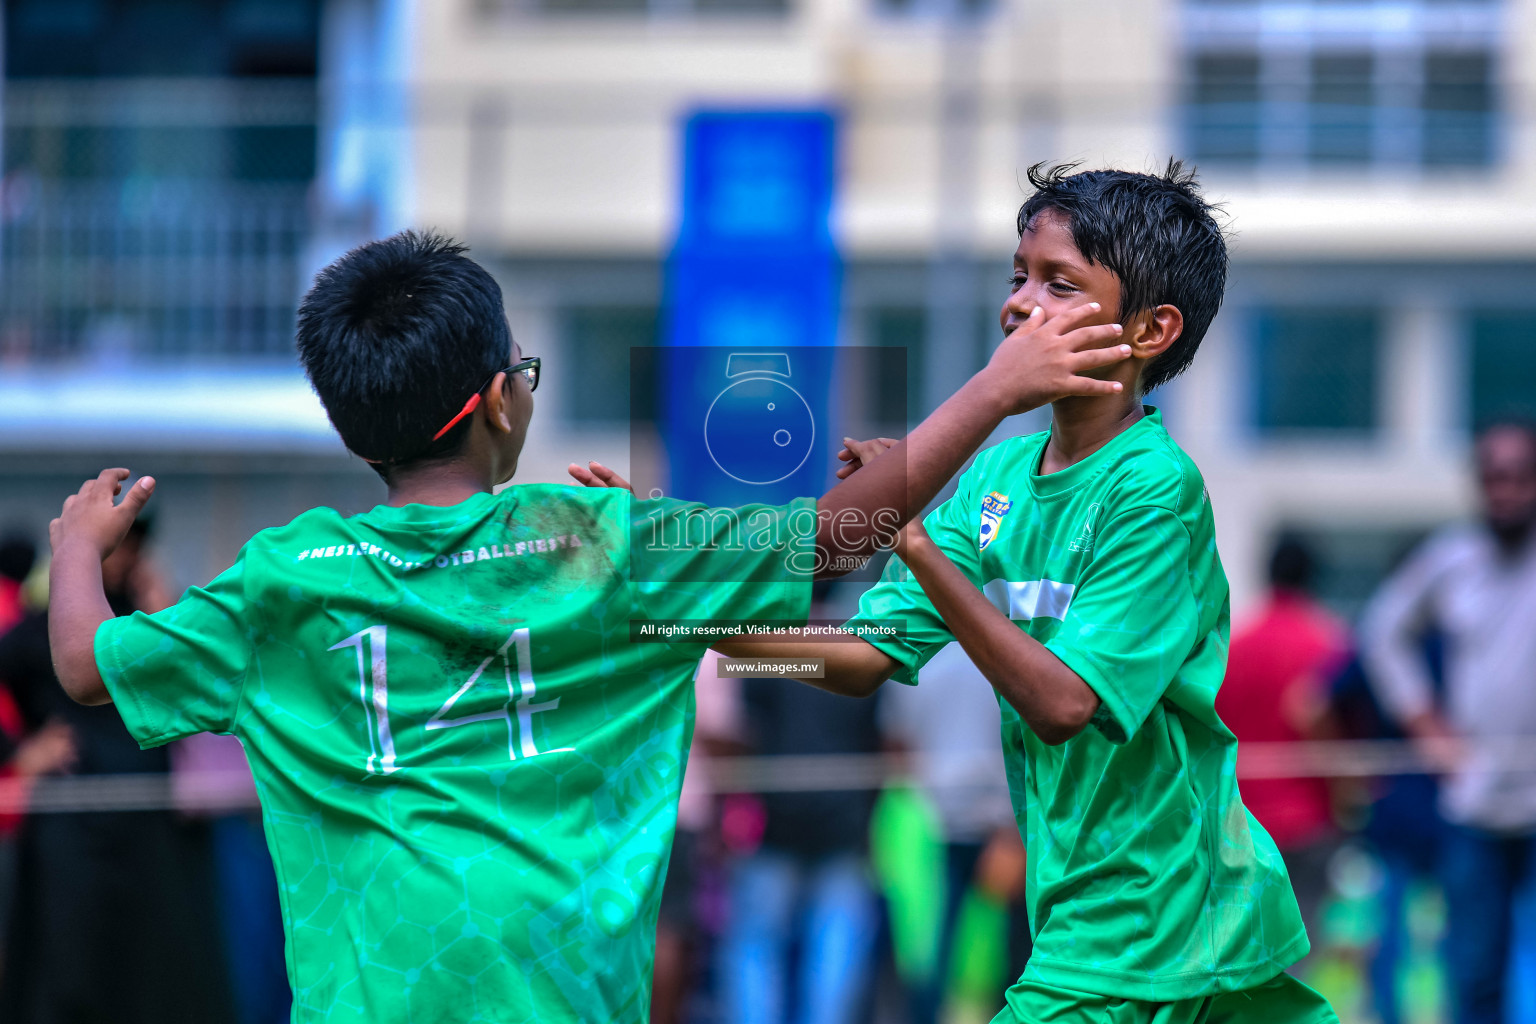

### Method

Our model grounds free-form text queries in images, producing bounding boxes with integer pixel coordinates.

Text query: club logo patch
[979,491,1013,551]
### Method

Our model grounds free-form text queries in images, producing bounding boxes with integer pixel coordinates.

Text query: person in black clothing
[718,589,885,1024]
[0,517,233,1023]
[1329,633,1447,1024]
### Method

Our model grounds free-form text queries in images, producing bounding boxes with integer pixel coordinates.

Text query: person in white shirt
[1361,421,1536,1024]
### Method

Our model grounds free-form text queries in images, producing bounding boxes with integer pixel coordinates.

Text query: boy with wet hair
[45,230,1130,1023]
[719,163,1339,1022]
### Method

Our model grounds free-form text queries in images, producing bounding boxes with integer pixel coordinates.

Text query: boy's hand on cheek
[983,303,1130,415]
[49,469,155,562]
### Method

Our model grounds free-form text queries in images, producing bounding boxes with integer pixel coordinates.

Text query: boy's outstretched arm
[710,635,899,699]
[47,469,157,706]
[574,303,1129,578]
[895,520,1100,745]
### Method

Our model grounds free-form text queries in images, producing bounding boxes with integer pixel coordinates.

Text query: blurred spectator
[717,610,884,1024]
[653,650,741,1024]
[0,516,234,1023]
[1216,534,1346,957]
[173,732,291,1024]
[1361,421,1536,1024]
[0,531,36,633]
[1329,634,1447,1024]
[0,527,75,985]
[882,641,1028,1024]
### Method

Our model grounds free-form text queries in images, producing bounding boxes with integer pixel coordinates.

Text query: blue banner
[656,109,840,508]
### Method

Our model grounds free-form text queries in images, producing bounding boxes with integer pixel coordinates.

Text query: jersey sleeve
[1045,505,1201,744]
[842,474,983,686]
[629,495,816,645]
[94,555,255,747]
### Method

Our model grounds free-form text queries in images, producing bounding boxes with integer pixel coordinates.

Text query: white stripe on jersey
[982,578,1076,622]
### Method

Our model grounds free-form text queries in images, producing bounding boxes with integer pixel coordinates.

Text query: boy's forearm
[47,544,115,706]
[813,374,1009,574]
[711,637,898,698]
[901,533,1099,745]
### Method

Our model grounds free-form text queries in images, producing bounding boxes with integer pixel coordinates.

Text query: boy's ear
[1128,304,1183,360]
[483,371,515,433]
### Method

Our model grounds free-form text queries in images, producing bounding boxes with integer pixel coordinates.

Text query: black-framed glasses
[431,356,542,442]
[501,356,540,394]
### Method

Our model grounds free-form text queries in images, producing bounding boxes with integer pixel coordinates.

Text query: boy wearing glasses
[45,230,1130,1023]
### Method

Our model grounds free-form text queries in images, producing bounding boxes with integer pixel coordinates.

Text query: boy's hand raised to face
[49,469,156,562]
[982,303,1130,416]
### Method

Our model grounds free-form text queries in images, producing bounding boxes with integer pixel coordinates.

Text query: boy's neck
[383,460,499,508]
[1040,394,1145,475]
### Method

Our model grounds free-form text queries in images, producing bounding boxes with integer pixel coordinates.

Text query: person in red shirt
[1216,535,1346,956]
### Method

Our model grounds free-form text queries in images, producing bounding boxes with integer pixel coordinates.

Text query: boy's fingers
[117,476,156,519]
[567,463,599,486]
[844,437,897,463]
[1040,301,1103,335]
[587,462,632,489]
[1061,375,1125,396]
[95,468,131,494]
[1059,321,1125,351]
[1071,344,1133,370]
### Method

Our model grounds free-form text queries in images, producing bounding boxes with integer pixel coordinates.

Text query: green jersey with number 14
[95,484,813,1024]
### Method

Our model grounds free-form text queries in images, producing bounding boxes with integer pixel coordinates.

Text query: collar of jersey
[355,488,500,526]
[1024,405,1161,500]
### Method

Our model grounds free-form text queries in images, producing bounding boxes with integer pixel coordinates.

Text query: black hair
[1017,160,1229,393]
[0,531,36,584]
[1268,533,1315,593]
[296,231,512,470]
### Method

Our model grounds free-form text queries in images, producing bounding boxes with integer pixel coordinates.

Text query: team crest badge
[979,491,1012,551]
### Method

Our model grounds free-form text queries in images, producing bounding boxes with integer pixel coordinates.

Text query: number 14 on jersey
[330,625,572,776]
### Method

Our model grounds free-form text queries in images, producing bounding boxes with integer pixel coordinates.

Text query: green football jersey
[95,485,814,1024]
[846,409,1307,1002]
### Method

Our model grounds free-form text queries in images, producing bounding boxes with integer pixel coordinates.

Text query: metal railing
[1,79,315,362]
[1,740,1527,814]
[0,179,310,361]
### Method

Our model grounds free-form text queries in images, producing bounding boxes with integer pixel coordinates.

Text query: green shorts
[991,971,1339,1024]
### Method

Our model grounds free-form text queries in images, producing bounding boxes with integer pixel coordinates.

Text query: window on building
[1,0,319,360]
[1253,309,1379,434]
[1425,52,1496,165]
[561,307,662,424]
[1182,1,1500,169]
[1189,53,1262,162]
[863,306,924,429]
[1470,312,1536,427]
[874,0,995,16]
[479,0,788,15]
[1309,52,1374,164]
